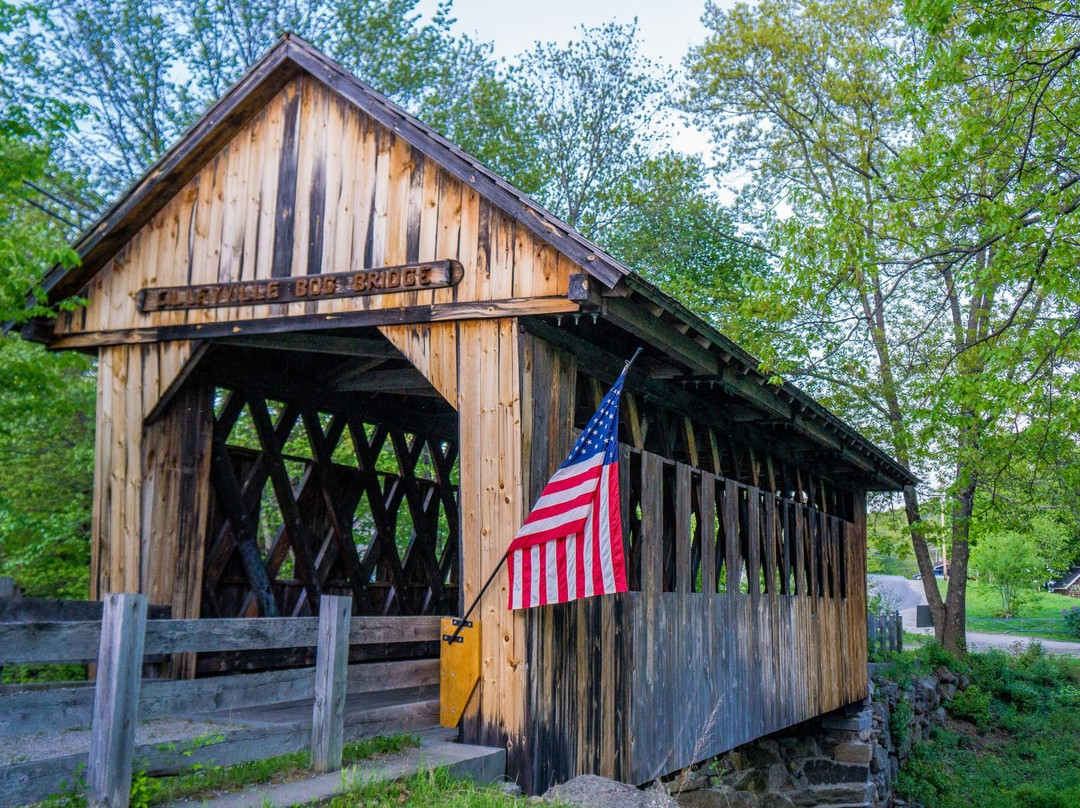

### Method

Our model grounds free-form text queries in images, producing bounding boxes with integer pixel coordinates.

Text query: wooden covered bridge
[19,36,915,794]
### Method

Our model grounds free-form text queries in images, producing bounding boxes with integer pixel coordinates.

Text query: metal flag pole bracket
[442,618,473,644]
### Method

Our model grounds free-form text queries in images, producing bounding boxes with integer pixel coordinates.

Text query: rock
[937,683,958,703]
[758,796,794,808]
[934,666,958,685]
[959,673,972,690]
[801,759,870,786]
[668,770,713,794]
[675,786,755,808]
[728,768,766,793]
[789,783,874,806]
[543,775,679,808]
[833,742,874,764]
[870,745,889,775]
[766,763,793,792]
[932,706,947,725]
[498,780,524,797]
[739,742,783,769]
[778,736,820,760]
[821,713,871,733]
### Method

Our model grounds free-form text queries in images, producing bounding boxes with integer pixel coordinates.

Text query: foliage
[970,517,1072,616]
[507,20,670,238]
[890,695,913,750]
[897,646,1080,808]
[682,0,1080,654]
[0,337,95,599]
[0,0,85,321]
[603,151,768,323]
[947,683,991,728]
[1063,607,1080,640]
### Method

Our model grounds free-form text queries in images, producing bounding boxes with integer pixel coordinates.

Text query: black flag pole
[441,346,644,645]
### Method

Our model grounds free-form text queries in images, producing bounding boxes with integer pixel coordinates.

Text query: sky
[417,0,741,158]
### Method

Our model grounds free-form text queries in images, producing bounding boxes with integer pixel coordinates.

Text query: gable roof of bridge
[27,34,917,491]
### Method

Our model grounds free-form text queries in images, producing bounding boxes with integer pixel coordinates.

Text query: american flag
[507,365,630,609]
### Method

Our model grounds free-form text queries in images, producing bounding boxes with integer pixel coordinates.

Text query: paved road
[867,574,1080,657]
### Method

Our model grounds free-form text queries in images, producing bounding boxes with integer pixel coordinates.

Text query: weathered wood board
[52,76,579,344]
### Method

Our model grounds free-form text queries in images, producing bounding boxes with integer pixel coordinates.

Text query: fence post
[0,577,14,599]
[894,611,903,653]
[87,593,148,808]
[311,594,352,772]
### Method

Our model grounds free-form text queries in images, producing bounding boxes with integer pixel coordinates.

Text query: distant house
[1050,567,1080,597]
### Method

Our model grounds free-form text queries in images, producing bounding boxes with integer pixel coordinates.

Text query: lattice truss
[202,386,460,619]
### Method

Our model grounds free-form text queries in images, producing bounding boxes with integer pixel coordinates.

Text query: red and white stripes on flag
[506,367,630,609]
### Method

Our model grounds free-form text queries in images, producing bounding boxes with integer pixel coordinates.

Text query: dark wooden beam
[46,296,579,349]
[215,333,404,360]
[600,296,719,377]
[328,368,442,395]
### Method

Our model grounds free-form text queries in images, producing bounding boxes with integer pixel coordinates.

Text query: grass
[939,580,1080,642]
[37,735,421,808]
[325,767,545,808]
[890,643,1080,808]
[142,735,420,806]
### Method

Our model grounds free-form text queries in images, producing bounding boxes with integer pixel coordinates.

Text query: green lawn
[933,580,1080,641]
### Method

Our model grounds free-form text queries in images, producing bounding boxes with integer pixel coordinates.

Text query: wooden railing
[620,447,853,600]
[0,593,442,808]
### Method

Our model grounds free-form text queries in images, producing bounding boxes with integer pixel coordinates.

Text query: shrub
[890,695,913,748]
[948,685,992,728]
[1063,606,1080,639]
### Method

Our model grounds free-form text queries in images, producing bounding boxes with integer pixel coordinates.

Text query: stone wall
[660,665,969,808]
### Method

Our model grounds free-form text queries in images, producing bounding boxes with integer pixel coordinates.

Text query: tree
[0,1,95,597]
[970,517,1071,616]
[603,151,767,321]
[509,20,671,239]
[683,0,1080,653]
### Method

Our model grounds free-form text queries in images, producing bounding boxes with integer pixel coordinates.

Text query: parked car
[912,564,947,580]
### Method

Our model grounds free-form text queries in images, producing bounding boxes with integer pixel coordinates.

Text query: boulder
[543,775,678,808]
[674,786,756,808]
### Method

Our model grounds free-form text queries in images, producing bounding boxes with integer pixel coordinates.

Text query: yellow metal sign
[439,617,481,727]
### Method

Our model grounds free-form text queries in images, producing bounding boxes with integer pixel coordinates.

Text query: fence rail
[867,611,902,656]
[0,592,444,808]
[966,617,1069,634]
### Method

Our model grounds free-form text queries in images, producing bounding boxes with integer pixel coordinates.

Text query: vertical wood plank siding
[525,337,869,792]
[53,76,575,340]
[92,341,204,602]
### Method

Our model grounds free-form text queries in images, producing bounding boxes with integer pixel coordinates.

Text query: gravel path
[0,717,243,767]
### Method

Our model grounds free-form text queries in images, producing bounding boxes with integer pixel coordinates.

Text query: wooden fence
[867,611,903,656]
[0,592,442,808]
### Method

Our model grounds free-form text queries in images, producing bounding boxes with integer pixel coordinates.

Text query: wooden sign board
[137,259,464,313]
